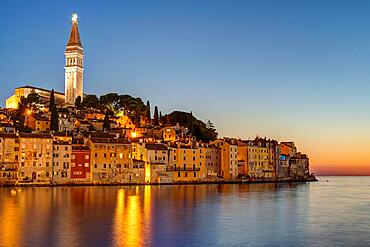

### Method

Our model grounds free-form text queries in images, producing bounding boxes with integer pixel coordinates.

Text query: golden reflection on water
[113,186,152,247]
[0,190,24,247]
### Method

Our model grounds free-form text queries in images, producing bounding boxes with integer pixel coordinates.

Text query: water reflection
[1,179,370,246]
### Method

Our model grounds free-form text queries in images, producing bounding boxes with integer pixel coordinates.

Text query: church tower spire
[65,13,84,105]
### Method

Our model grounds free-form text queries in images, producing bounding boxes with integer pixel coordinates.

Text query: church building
[5,13,84,108]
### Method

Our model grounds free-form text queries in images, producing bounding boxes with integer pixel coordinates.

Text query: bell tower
[65,13,84,105]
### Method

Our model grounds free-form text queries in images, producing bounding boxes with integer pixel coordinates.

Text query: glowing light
[145,164,151,183]
[72,13,78,23]
[131,131,137,138]
[25,109,32,115]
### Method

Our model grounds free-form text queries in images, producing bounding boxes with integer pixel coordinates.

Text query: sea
[0,176,369,247]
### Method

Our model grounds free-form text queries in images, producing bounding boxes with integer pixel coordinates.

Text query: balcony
[170,167,200,172]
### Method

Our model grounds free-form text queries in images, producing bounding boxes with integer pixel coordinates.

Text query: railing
[170,167,200,172]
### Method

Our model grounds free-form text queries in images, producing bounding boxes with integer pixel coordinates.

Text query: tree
[75,96,82,109]
[100,93,120,113]
[146,100,151,121]
[162,111,218,142]
[159,111,163,122]
[153,106,159,126]
[50,104,59,132]
[81,94,100,109]
[49,89,55,112]
[103,111,110,131]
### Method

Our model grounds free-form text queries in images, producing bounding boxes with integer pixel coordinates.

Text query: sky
[1,0,370,175]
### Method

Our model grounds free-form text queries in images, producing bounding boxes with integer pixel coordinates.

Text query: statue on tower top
[72,13,78,23]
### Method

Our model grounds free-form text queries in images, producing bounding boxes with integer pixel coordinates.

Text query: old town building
[86,135,131,183]
[0,133,19,184]
[18,133,53,183]
[52,133,72,183]
[212,138,238,180]
[71,146,91,182]
[132,142,171,183]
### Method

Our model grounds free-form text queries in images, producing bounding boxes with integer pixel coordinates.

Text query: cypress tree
[49,89,55,112]
[103,111,110,131]
[146,100,151,120]
[153,106,159,126]
[50,104,59,132]
[75,96,82,109]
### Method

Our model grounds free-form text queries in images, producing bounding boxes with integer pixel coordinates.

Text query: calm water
[1,176,370,247]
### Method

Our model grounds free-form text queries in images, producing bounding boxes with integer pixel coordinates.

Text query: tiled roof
[16,85,64,96]
[0,133,17,138]
[144,143,168,151]
[67,20,82,47]
[90,138,130,144]
[19,133,52,139]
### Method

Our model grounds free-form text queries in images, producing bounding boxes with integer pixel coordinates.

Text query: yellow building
[52,133,72,183]
[162,126,177,142]
[86,136,131,183]
[0,133,19,184]
[169,143,203,182]
[247,143,268,179]
[25,115,51,132]
[131,142,170,183]
[18,133,53,183]
[6,86,65,109]
[212,138,238,180]
[246,138,278,179]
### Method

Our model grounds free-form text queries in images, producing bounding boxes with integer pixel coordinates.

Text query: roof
[67,19,82,47]
[0,133,18,139]
[19,133,52,139]
[169,144,196,149]
[90,138,130,144]
[72,146,90,151]
[16,85,64,96]
[53,132,73,137]
[144,143,168,151]
[32,115,50,121]
[0,123,13,127]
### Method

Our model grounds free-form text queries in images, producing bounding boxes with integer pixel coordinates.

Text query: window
[84,163,89,167]
[85,155,90,159]
[178,172,181,177]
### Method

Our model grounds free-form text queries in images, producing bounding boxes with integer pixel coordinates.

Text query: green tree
[103,111,110,131]
[153,106,159,126]
[81,94,100,109]
[50,104,59,132]
[75,96,82,109]
[100,93,120,113]
[12,92,41,131]
[146,100,151,121]
[49,89,55,112]
[162,111,218,142]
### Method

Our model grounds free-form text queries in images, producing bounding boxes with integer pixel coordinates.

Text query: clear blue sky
[1,0,370,173]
